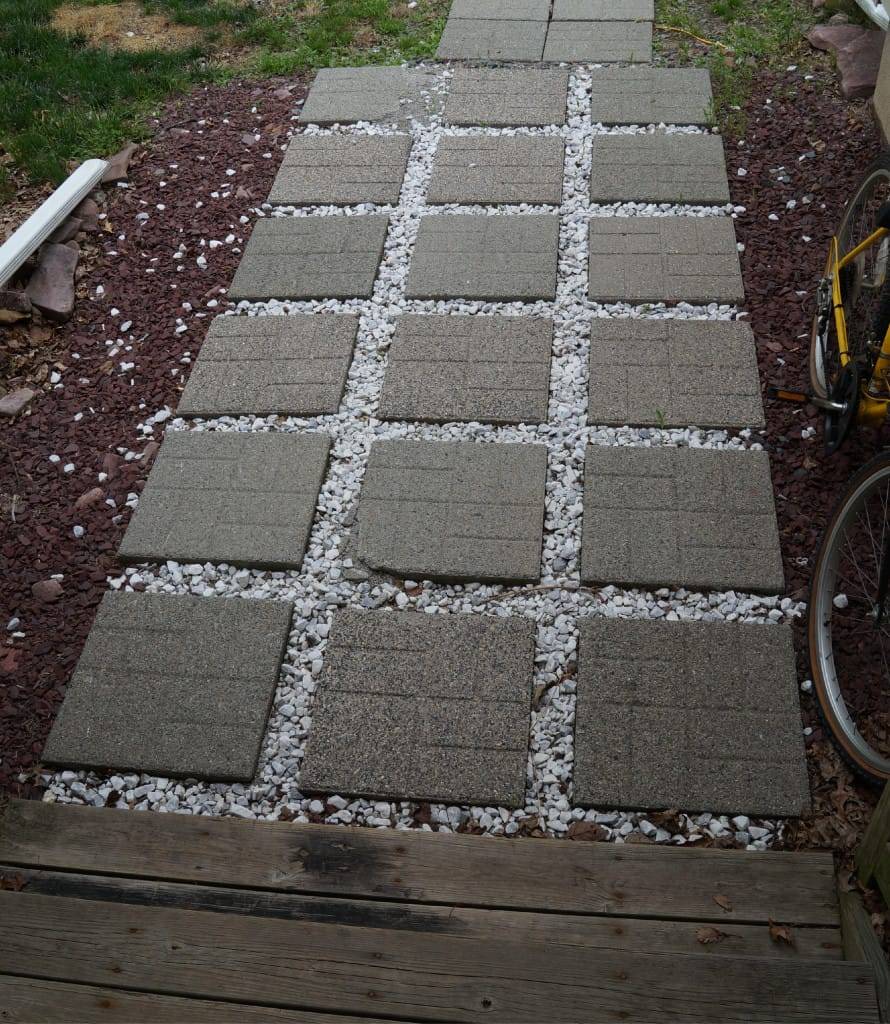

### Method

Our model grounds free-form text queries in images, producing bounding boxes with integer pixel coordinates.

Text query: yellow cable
[655,23,733,51]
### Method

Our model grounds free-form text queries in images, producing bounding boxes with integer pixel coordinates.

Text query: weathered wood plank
[0,891,876,1023]
[840,890,890,1023]
[856,782,890,885]
[0,975,403,1023]
[0,800,839,926]
[8,867,843,961]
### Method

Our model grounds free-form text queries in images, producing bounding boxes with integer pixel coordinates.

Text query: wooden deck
[0,798,880,1022]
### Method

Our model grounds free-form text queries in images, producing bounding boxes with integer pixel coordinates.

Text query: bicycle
[773,152,890,781]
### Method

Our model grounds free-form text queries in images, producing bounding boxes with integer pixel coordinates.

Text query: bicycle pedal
[767,386,811,404]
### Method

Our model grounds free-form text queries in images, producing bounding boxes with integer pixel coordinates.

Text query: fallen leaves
[768,918,795,946]
[566,820,608,842]
[696,926,729,944]
[0,872,26,891]
[712,893,734,912]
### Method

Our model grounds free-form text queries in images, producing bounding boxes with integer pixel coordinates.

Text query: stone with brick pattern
[589,67,715,126]
[427,137,565,206]
[445,67,569,127]
[543,20,652,63]
[450,0,550,17]
[553,0,654,18]
[437,18,547,61]
[298,66,441,127]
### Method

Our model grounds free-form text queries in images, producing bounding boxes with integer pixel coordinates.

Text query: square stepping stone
[543,21,652,62]
[43,592,293,781]
[553,0,655,18]
[587,217,744,305]
[444,67,569,127]
[580,446,784,593]
[268,135,412,206]
[406,214,559,301]
[301,610,535,806]
[354,439,548,583]
[589,134,729,205]
[228,216,389,301]
[589,67,714,126]
[118,431,331,570]
[450,0,550,17]
[588,319,764,429]
[437,18,547,60]
[379,314,553,425]
[573,619,810,816]
[298,66,441,126]
[178,314,358,418]
[427,137,565,206]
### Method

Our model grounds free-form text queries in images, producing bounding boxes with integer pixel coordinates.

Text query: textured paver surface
[437,18,547,60]
[450,0,550,17]
[354,439,548,582]
[379,314,553,425]
[43,592,293,781]
[589,67,714,125]
[406,214,559,301]
[553,0,655,18]
[268,135,412,206]
[580,446,784,592]
[298,66,441,126]
[427,137,565,205]
[444,67,569,127]
[228,216,388,301]
[589,134,729,204]
[573,619,810,816]
[178,314,358,417]
[588,217,744,304]
[119,431,331,570]
[301,610,535,805]
[543,21,652,62]
[588,319,764,429]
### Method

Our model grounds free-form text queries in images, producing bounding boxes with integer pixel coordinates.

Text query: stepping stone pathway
[301,610,535,806]
[177,314,358,417]
[437,18,548,61]
[542,22,652,63]
[553,0,655,19]
[573,620,811,817]
[589,67,714,125]
[43,593,292,781]
[444,67,569,127]
[118,431,330,570]
[427,137,565,206]
[297,66,441,126]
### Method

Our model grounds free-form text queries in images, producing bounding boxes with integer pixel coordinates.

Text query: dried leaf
[0,873,26,892]
[768,918,794,946]
[567,820,608,842]
[713,893,733,912]
[696,926,728,944]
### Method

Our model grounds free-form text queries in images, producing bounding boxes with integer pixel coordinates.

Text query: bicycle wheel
[809,449,890,780]
[809,152,890,398]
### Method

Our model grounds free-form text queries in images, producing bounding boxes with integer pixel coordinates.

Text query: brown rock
[31,579,63,603]
[273,87,292,101]
[139,441,160,465]
[0,289,32,324]
[25,243,79,322]
[837,30,885,99]
[49,217,82,244]
[74,198,100,232]
[101,143,138,185]
[102,452,124,480]
[240,132,258,146]
[806,24,866,53]
[75,486,105,511]
[235,186,253,201]
[0,388,36,417]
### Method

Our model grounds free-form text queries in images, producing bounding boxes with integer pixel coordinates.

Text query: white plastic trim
[854,0,889,30]
[0,158,108,288]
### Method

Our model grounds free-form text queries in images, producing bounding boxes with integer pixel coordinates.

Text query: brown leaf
[768,918,795,946]
[567,820,608,842]
[713,893,733,912]
[0,873,26,892]
[696,926,728,944]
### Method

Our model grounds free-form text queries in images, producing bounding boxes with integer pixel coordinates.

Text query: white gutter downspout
[855,0,889,30]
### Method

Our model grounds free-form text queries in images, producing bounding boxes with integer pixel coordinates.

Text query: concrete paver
[450,0,551,18]
[543,21,652,62]
[437,18,547,60]
[589,67,715,125]
[298,66,441,126]
[552,0,655,18]
[427,136,565,206]
[444,67,569,127]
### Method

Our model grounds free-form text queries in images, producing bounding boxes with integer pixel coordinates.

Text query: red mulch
[0,77,306,798]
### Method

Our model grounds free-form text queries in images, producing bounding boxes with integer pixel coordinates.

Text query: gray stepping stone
[178,314,358,418]
[354,439,547,583]
[587,217,744,304]
[118,431,330,570]
[437,18,547,61]
[268,135,412,206]
[43,592,292,781]
[543,21,652,62]
[379,314,553,425]
[580,446,784,593]
[228,216,388,301]
[588,319,764,429]
[573,619,810,817]
[590,67,714,125]
[298,66,441,127]
[553,0,655,18]
[589,134,729,204]
[301,609,535,806]
[445,67,569,127]
[406,214,559,301]
[427,137,565,206]
[450,0,550,17]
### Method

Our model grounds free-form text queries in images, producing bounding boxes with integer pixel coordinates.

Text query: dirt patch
[52,1,204,52]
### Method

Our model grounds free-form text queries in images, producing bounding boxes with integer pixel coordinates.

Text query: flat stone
[573,619,810,816]
[450,0,550,17]
[118,431,330,570]
[543,21,652,62]
[0,288,31,324]
[228,216,388,301]
[552,0,654,18]
[25,242,79,322]
[445,67,569,127]
[837,30,885,100]
[406,214,559,301]
[354,439,547,583]
[588,319,764,429]
[102,143,138,184]
[580,446,784,592]
[589,133,729,204]
[379,314,553,425]
[0,388,36,418]
[298,66,441,126]
[807,23,868,54]
[268,135,412,206]
[588,217,744,304]
[43,592,292,781]
[427,136,565,205]
[300,609,535,806]
[437,18,547,61]
[178,314,358,417]
[589,67,714,125]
